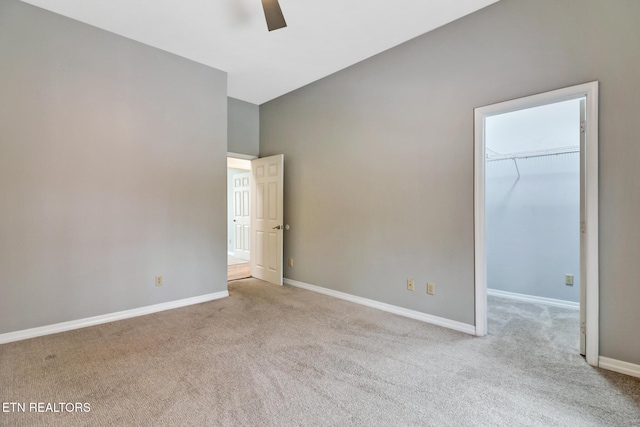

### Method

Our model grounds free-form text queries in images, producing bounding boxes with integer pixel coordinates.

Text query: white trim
[284,278,476,335]
[583,82,600,367]
[0,291,229,345]
[227,152,258,160]
[474,104,488,336]
[227,157,252,170]
[474,81,599,366]
[488,289,579,310]
[599,357,640,379]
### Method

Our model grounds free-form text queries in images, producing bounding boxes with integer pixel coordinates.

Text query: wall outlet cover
[565,274,574,286]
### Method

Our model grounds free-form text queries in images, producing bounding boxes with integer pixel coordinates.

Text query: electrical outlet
[407,279,414,291]
[565,274,574,286]
[427,282,435,295]
[155,276,163,286]
[288,258,294,267]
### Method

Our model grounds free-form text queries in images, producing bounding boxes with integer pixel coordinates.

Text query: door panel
[268,233,278,271]
[251,155,284,285]
[257,183,265,219]
[268,182,277,218]
[256,231,265,268]
[233,171,251,261]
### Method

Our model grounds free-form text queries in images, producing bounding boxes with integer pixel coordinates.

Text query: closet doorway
[474,82,599,366]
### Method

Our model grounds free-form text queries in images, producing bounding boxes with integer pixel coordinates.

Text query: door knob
[272,225,283,230]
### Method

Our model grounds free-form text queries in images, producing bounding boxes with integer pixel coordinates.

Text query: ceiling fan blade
[261,0,287,31]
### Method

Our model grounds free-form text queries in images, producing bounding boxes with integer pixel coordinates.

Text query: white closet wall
[486,150,580,302]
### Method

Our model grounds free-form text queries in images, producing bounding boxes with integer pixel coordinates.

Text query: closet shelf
[486,145,579,162]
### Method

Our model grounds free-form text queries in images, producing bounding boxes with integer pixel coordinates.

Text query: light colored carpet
[1,278,638,426]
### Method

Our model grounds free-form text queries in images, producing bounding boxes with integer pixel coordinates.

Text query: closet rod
[486,145,579,162]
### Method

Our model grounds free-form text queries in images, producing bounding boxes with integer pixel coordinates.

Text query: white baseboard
[488,288,579,310]
[599,357,640,379]
[0,290,229,345]
[284,278,475,335]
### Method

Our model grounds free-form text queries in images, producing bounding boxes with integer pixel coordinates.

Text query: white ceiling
[21,0,499,105]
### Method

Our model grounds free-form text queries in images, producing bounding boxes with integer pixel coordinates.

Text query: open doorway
[486,99,581,306]
[227,154,286,285]
[228,156,253,281]
[474,82,599,366]
[485,99,582,361]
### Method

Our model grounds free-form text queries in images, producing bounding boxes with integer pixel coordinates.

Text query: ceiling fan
[261,0,287,31]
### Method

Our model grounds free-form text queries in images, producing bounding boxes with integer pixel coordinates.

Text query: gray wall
[0,0,228,334]
[228,97,259,156]
[487,154,580,302]
[260,0,640,364]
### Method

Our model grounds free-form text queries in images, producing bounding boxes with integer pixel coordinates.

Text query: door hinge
[580,121,586,134]
[580,322,586,334]
[580,221,586,233]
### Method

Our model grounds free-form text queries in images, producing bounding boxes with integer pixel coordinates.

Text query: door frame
[473,82,599,366]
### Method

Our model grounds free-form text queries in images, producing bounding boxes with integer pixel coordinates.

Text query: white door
[250,155,284,285]
[233,171,251,261]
